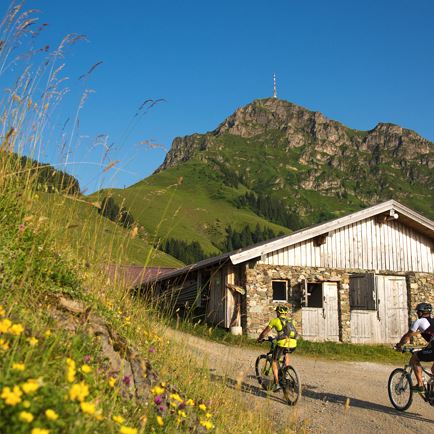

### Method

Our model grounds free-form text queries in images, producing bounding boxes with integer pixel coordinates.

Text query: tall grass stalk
[0,2,298,433]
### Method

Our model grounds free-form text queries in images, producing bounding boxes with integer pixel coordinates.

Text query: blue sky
[3,0,434,193]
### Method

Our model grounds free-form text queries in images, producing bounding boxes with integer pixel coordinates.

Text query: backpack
[277,317,298,340]
[421,317,434,343]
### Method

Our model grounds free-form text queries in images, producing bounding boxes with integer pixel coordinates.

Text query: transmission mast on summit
[273,73,277,98]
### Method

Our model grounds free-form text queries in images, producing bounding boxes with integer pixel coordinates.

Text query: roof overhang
[144,251,232,285]
[229,200,434,265]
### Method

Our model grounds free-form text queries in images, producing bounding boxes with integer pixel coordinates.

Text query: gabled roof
[145,200,434,284]
[230,200,434,264]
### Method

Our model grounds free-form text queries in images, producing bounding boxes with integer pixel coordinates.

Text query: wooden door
[302,282,339,341]
[351,275,408,343]
[206,270,226,327]
[376,275,408,343]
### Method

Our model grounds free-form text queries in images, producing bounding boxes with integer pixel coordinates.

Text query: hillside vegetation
[93,99,433,262]
[0,3,292,433]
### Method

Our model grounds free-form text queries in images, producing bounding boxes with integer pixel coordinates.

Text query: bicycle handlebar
[258,336,276,343]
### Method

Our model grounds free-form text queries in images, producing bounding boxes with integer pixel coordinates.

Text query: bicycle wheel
[281,366,301,406]
[388,368,413,411]
[255,355,273,391]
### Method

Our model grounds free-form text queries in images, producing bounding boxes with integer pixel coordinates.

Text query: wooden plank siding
[261,217,434,273]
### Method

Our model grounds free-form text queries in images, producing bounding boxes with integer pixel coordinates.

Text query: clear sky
[3,0,434,193]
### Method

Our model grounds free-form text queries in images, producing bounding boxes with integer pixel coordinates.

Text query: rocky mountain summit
[156,98,433,218]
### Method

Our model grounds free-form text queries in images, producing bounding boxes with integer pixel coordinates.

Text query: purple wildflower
[83,355,91,363]
[122,375,131,386]
[149,346,156,354]
[158,405,166,412]
[154,395,163,405]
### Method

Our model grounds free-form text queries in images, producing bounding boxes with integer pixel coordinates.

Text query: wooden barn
[145,200,434,344]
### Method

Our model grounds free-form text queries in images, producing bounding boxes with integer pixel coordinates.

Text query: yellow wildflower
[186,398,195,406]
[23,400,31,408]
[27,336,38,346]
[120,427,138,434]
[0,318,12,333]
[66,358,76,383]
[178,410,187,418]
[45,409,59,420]
[19,411,34,423]
[1,385,22,405]
[156,416,164,427]
[0,305,5,316]
[95,410,104,421]
[80,364,92,374]
[44,330,52,337]
[66,358,76,367]
[80,401,96,415]
[31,429,50,434]
[9,323,24,335]
[69,382,89,402]
[12,363,25,371]
[198,403,207,411]
[0,338,9,350]
[151,386,165,395]
[22,379,41,394]
[113,415,125,424]
[200,420,215,430]
[108,377,117,388]
[170,393,183,402]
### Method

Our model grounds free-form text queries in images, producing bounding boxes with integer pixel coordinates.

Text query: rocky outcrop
[157,98,433,176]
[50,296,157,401]
[150,97,434,225]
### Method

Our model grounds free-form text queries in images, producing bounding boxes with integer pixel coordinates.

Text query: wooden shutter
[349,274,376,310]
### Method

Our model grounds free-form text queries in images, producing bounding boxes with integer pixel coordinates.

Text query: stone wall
[407,272,434,324]
[244,263,351,341]
[243,263,434,343]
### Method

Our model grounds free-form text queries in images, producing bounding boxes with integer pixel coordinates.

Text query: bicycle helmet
[275,305,289,315]
[415,303,432,313]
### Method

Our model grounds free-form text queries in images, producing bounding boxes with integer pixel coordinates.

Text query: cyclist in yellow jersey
[257,304,297,392]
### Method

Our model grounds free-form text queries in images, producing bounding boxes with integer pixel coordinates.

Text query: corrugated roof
[107,265,176,287]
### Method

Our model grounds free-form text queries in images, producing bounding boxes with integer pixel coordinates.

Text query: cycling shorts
[272,345,296,362]
[416,343,434,362]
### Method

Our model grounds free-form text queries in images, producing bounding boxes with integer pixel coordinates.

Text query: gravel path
[168,330,434,433]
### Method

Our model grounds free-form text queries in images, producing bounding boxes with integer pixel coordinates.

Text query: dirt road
[169,330,433,433]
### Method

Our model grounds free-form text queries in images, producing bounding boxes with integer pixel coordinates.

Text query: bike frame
[402,348,434,403]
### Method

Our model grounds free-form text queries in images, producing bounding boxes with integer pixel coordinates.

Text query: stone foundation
[244,263,434,344]
[245,263,351,341]
[407,272,434,322]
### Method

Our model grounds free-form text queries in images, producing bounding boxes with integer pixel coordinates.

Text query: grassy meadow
[0,3,297,434]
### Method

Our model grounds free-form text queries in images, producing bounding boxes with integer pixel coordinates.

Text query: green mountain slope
[93,160,290,257]
[32,193,182,267]
[6,152,182,267]
[92,98,434,260]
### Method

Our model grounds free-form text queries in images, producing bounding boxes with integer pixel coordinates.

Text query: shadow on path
[209,371,289,406]
[209,369,433,424]
[302,385,433,424]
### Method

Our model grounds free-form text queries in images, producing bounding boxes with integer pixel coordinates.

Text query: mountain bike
[255,336,301,405]
[388,345,434,411]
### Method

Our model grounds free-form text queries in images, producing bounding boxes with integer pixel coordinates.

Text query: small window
[306,283,323,308]
[350,274,376,310]
[272,280,287,302]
